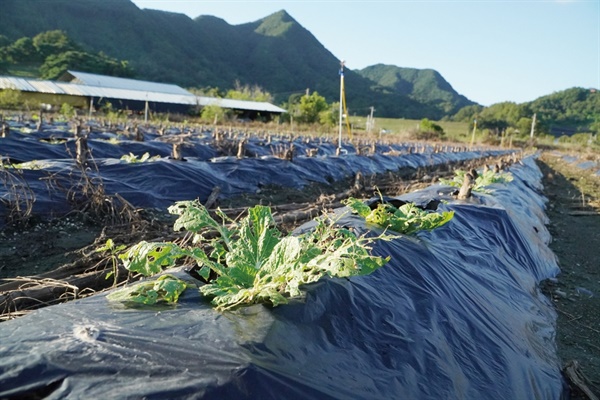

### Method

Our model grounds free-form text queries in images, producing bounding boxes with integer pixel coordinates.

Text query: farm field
[0,115,598,398]
[351,116,472,140]
[0,115,512,299]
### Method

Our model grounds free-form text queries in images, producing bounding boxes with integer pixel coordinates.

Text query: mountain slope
[357,64,475,115]
[0,0,476,119]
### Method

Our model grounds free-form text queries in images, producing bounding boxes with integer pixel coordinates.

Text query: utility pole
[144,93,149,124]
[88,97,94,121]
[470,118,477,149]
[367,106,375,135]
[338,60,345,155]
[530,113,537,138]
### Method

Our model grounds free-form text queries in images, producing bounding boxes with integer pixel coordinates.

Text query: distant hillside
[357,64,475,116]
[0,0,476,119]
[450,87,599,137]
[528,87,599,135]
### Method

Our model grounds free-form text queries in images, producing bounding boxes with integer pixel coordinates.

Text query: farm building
[0,70,286,120]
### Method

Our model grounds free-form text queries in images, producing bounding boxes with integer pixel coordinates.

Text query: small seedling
[343,197,454,234]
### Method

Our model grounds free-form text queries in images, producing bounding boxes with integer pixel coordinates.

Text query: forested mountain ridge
[0,0,475,119]
[452,87,599,137]
[357,64,474,115]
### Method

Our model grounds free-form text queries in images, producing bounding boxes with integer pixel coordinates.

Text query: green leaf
[197,265,211,280]
[95,238,115,253]
[154,274,189,303]
[246,205,281,264]
[343,197,372,217]
[107,274,189,305]
[169,200,218,233]
[344,197,454,234]
[441,169,513,192]
[119,241,185,276]
[95,238,126,254]
[222,259,259,288]
[169,200,232,246]
[225,205,280,272]
[261,236,302,274]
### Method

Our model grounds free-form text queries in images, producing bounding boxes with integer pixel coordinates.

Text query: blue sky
[130,0,599,106]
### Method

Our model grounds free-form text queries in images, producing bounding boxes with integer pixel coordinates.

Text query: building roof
[0,73,286,114]
[60,70,192,96]
[197,97,287,113]
[0,76,196,105]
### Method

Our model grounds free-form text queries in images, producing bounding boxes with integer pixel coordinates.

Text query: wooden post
[37,109,43,132]
[353,171,364,191]
[457,171,476,200]
[338,60,345,155]
[171,142,183,161]
[236,139,246,159]
[74,121,89,166]
[470,119,477,149]
[306,148,318,157]
[284,143,295,161]
[204,186,221,209]
[134,125,144,142]
[1,122,9,138]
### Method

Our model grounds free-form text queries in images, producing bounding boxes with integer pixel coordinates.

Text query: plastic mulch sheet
[0,156,566,399]
[1,125,514,224]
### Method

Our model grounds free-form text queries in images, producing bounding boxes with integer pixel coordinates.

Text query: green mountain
[529,88,599,135]
[0,0,476,119]
[357,64,474,116]
[450,87,599,137]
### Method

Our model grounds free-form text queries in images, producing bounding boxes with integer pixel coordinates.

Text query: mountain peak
[254,10,297,36]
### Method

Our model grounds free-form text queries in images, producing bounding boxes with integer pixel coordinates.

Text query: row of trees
[451,87,599,137]
[202,84,598,137]
[192,82,340,126]
[0,30,134,79]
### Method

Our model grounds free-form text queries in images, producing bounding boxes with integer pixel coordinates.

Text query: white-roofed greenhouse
[0,70,286,120]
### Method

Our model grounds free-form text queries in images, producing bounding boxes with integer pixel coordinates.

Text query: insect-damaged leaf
[119,241,185,276]
[344,197,454,234]
[107,274,189,305]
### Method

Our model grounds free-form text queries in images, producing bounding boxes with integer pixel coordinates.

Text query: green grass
[349,116,471,142]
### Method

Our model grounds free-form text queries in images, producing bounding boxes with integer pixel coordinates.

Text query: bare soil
[538,153,600,399]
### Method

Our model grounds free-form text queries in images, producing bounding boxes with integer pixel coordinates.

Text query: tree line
[191,84,340,127]
[451,87,599,137]
[0,30,133,79]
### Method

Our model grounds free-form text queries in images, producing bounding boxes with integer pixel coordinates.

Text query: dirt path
[538,153,600,399]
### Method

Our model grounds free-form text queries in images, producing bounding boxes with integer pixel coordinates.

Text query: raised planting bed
[0,156,568,399]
